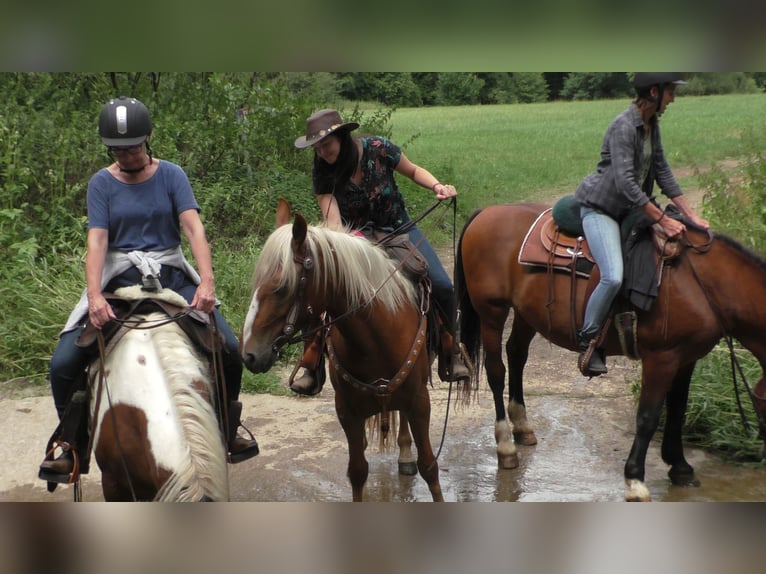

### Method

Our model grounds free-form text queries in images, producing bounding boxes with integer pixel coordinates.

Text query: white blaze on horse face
[241,286,261,352]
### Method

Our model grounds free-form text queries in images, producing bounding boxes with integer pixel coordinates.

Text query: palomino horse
[455,202,766,501]
[88,285,229,501]
[240,201,443,501]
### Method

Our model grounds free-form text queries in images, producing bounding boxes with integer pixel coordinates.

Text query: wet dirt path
[3,336,765,502]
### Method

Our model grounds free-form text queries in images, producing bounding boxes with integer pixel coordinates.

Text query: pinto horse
[455,202,766,501]
[240,202,443,501]
[88,285,229,501]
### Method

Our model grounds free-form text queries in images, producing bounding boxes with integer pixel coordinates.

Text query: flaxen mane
[251,223,418,313]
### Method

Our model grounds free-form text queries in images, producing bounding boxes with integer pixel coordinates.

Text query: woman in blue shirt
[39,96,259,483]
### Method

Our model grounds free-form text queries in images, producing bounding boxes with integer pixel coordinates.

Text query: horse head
[240,206,316,374]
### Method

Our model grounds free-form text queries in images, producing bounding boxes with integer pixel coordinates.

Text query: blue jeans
[580,206,623,338]
[406,225,456,323]
[50,267,242,419]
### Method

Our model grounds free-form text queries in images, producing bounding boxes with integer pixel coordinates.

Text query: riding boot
[226,400,259,464]
[437,326,472,382]
[577,330,608,377]
[289,329,326,396]
[39,389,91,485]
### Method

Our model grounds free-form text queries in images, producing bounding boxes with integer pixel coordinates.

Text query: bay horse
[239,201,443,501]
[455,202,766,501]
[88,285,229,501]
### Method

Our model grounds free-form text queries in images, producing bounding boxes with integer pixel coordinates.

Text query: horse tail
[455,209,484,381]
[150,321,230,502]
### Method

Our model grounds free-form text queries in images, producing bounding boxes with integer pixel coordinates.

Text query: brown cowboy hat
[294,109,359,149]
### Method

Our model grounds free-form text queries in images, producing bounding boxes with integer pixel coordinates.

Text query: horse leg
[662,362,700,487]
[397,412,417,476]
[480,308,518,469]
[624,357,675,502]
[405,386,444,502]
[336,406,369,502]
[506,315,538,446]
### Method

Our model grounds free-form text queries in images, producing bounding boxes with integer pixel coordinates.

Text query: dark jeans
[49,267,242,419]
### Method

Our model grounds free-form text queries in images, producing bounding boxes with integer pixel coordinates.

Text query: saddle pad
[518,209,594,277]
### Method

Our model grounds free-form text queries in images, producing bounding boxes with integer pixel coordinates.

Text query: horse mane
[712,231,766,273]
[252,223,418,313]
[149,317,229,502]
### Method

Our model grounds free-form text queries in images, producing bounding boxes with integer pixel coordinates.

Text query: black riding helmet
[633,73,687,110]
[98,96,153,146]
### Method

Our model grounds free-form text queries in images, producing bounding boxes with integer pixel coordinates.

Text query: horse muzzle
[241,347,278,374]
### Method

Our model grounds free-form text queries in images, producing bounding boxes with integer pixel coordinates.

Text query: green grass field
[388,93,766,214]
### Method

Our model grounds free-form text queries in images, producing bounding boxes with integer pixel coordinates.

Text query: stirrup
[577,340,607,377]
[38,445,80,485]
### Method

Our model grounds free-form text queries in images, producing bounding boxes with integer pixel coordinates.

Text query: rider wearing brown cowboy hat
[290,108,471,395]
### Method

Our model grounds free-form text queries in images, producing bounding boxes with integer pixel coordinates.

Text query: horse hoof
[668,469,701,487]
[513,431,538,446]
[624,479,652,502]
[398,461,418,476]
[497,452,519,469]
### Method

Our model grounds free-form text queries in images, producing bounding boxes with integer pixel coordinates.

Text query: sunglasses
[108,144,144,155]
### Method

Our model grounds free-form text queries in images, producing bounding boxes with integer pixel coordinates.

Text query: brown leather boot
[289,368,320,395]
[437,325,472,382]
[577,330,607,377]
[289,340,326,396]
[39,451,76,481]
[227,400,259,464]
[39,389,90,485]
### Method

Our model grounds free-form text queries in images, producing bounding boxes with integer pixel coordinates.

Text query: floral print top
[316,136,408,230]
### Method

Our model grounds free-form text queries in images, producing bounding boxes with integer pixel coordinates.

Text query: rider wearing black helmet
[572,73,710,377]
[39,96,259,484]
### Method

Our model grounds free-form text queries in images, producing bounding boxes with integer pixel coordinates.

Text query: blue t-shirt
[87,160,200,252]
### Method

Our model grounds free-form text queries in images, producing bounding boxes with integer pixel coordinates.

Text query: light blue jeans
[580,206,623,338]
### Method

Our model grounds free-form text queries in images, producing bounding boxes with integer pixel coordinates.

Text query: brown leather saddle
[518,208,595,277]
[76,293,223,353]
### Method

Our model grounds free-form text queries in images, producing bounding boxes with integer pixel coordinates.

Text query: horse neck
[689,238,766,362]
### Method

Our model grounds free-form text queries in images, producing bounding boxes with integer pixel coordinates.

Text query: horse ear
[276,197,292,228]
[292,212,308,248]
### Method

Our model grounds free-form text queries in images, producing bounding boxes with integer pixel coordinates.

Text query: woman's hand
[433,182,457,200]
[87,293,116,330]
[191,278,216,314]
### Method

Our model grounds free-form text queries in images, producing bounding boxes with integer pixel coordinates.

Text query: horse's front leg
[335,402,369,502]
[662,362,700,487]
[624,357,675,501]
[481,315,518,469]
[397,412,417,476]
[506,316,537,446]
[405,380,444,501]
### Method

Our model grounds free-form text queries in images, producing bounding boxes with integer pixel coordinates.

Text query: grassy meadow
[389,93,765,225]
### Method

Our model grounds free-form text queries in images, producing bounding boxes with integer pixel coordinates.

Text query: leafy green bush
[684,126,766,460]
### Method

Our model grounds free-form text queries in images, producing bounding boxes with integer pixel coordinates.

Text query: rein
[681,229,766,439]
